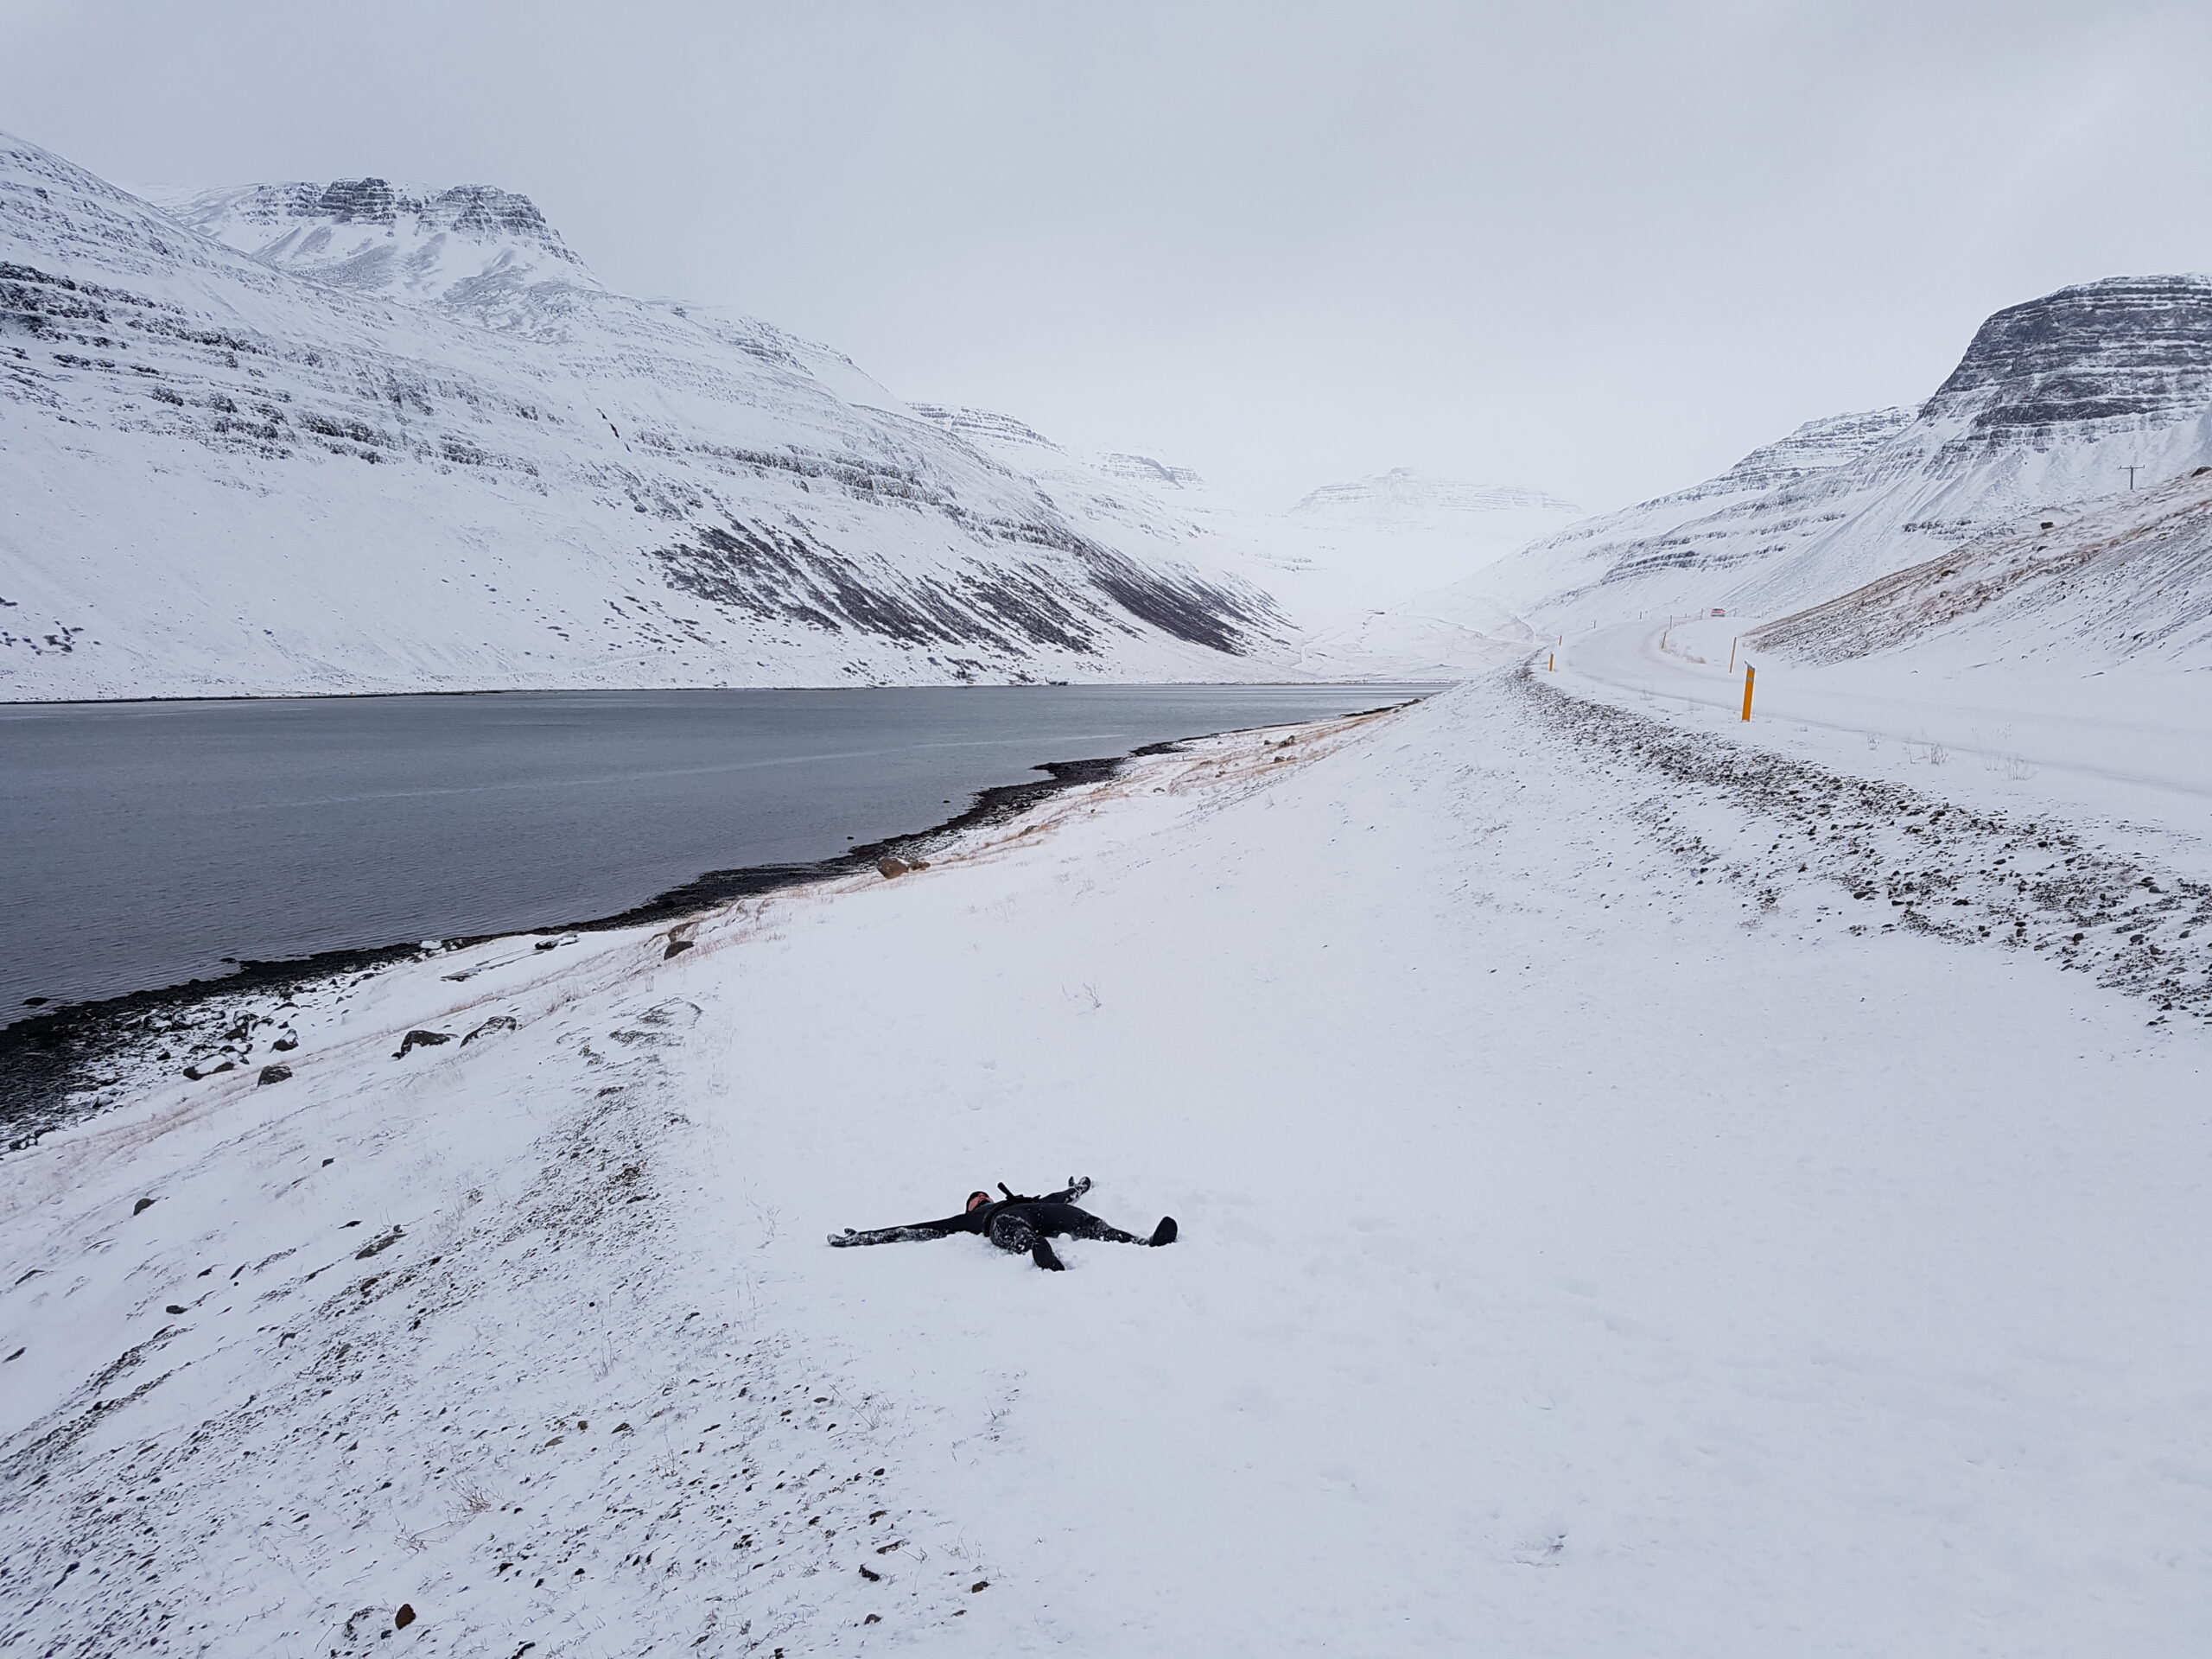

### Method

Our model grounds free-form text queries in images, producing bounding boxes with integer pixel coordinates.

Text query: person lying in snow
[828,1177,1177,1272]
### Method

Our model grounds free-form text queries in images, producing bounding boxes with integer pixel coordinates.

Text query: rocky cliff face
[1447,275,2212,629]
[0,132,1287,699]
[153,178,597,321]
[1699,408,1916,494]
[1925,275,2212,436]
[906,404,1058,452]
[1098,452,1202,488]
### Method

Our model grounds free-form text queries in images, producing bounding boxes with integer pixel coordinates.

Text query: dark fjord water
[2,684,1438,1017]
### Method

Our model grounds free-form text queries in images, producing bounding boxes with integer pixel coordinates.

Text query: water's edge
[0,702,1414,1144]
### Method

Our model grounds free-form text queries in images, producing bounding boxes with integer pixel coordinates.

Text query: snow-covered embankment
[4,678,2210,1655]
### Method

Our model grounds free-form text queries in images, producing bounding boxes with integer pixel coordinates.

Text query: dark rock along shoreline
[1,707,1416,1148]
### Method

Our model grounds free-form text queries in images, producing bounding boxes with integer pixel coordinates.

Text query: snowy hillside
[1286,572,1537,679]
[903,410,1579,640]
[1414,275,2212,641]
[0,133,1290,700]
[1270,468,1583,620]
[1748,466,2212,671]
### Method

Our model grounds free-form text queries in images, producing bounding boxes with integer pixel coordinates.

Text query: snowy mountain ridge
[898,408,1582,640]
[0,133,1294,699]
[1289,467,1580,523]
[145,175,614,343]
[1370,274,2212,670]
[152,176,598,315]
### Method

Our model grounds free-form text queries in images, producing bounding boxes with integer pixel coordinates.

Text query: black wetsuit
[829,1179,1175,1270]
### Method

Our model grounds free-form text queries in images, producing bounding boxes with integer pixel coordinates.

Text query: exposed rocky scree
[1519,663,2212,1027]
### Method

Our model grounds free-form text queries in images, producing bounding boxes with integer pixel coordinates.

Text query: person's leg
[828,1223,957,1248]
[1062,1213,1144,1245]
[1063,1211,1178,1248]
[989,1212,1064,1271]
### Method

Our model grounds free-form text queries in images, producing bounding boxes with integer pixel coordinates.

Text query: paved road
[1550,617,2212,830]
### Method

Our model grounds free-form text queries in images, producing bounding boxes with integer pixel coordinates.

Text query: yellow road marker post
[1740,664,1756,721]
[1728,637,1738,671]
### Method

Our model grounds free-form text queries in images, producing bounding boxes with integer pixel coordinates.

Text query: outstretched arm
[828,1214,969,1248]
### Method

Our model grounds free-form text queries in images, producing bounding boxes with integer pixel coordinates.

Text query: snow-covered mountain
[1285,581,1538,680]
[1748,464,2212,671]
[897,411,1580,640]
[1429,276,2212,636]
[153,178,598,319]
[1270,469,1583,620]
[1288,469,1579,534]
[0,133,1291,699]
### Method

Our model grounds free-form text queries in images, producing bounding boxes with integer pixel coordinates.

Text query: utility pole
[2125,466,2139,491]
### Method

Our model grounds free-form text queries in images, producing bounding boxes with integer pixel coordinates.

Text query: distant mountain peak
[1926,272,2212,435]
[1098,452,1203,488]
[163,175,578,246]
[1434,271,2212,630]
[149,175,599,317]
[1707,407,1914,493]
[1290,468,1581,520]
[304,178,558,238]
[908,404,1062,451]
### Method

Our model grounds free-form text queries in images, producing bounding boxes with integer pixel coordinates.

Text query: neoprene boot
[1147,1217,1178,1247]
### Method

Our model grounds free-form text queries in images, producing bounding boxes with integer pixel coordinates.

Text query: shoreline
[0,677,1436,712]
[0,701,1421,1147]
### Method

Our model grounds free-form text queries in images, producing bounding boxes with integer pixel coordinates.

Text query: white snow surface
[1267,467,1584,622]
[7,672,2210,1655]
[0,133,1293,699]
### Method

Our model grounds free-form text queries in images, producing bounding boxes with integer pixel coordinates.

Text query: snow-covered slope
[1266,468,1583,623]
[1287,574,1538,679]
[1433,276,2212,638]
[1256,473,1584,673]
[1747,467,2212,671]
[0,134,1288,699]
[10,677,2211,1655]
[904,410,1579,641]
[1467,407,1915,617]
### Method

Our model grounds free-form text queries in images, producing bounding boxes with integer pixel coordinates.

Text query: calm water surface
[2,684,1437,1016]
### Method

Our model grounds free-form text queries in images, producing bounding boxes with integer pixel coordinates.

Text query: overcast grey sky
[7,0,2210,510]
